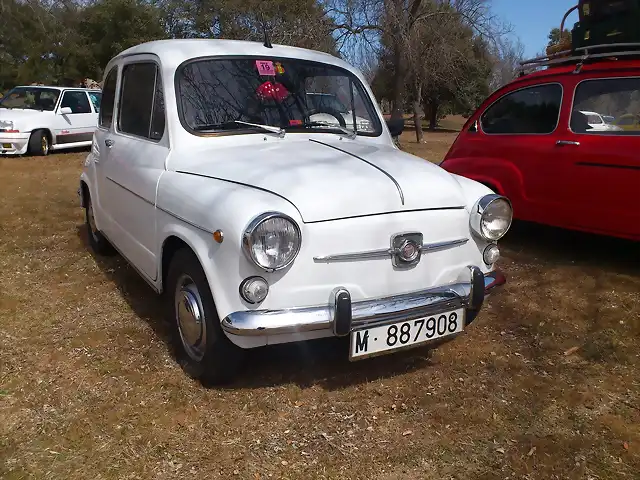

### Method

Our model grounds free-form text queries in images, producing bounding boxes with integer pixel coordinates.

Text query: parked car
[613,113,640,131]
[78,39,511,384]
[440,52,640,242]
[579,110,623,131]
[0,85,101,156]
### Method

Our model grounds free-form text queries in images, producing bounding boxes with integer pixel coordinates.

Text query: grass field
[1,123,639,479]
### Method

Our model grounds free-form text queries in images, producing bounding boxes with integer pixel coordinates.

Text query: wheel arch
[159,230,213,297]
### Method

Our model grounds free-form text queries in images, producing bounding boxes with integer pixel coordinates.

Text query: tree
[548,27,571,47]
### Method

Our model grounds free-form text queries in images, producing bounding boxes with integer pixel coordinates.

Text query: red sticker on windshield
[256,60,275,76]
[289,119,302,126]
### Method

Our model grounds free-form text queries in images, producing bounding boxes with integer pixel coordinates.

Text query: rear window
[571,78,640,135]
[481,84,563,134]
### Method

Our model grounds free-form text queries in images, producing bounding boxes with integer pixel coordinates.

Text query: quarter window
[100,68,118,128]
[571,78,640,135]
[118,62,165,140]
[60,91,91,114]
[481,84,563,134]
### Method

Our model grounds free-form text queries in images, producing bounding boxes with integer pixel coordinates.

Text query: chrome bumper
[221,266,506,337]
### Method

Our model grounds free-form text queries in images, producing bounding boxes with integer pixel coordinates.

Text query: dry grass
[1,127,639,479]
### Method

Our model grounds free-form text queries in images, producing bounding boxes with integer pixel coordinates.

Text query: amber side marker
[213,230,224,243]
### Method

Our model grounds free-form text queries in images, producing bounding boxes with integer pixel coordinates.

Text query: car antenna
[260,12,273,49]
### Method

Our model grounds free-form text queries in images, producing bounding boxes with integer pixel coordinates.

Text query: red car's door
[553,75,640,240]
[472,81,580,226]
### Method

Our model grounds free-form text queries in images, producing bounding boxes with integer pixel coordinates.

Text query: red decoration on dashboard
[256,81,290,102]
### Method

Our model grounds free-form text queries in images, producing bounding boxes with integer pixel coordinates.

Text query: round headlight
[242,212,301,271]
[471,194,513,241]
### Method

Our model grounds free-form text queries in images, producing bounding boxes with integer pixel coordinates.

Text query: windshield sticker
[256,60,276,76]
[289,119,302,126]
[275,62,285,75]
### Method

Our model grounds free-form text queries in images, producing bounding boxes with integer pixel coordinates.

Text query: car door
[52,90,95,145]
[100,57,169,280]
[476,82,577,226]
[554,75,640,239]
[93,66,119,232]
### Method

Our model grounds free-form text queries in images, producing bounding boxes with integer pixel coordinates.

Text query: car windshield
[176,57,381,136]
[0,87,60,111]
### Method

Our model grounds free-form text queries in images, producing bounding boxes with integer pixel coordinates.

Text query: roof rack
[518,43,640,73]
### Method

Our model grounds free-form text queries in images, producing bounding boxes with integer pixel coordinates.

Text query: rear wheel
[28,130,50,156]
[166,248,244,385]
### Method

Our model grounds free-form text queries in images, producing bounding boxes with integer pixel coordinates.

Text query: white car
[0,86,101,156]
[78,39,511,384]
[579,110,624,132]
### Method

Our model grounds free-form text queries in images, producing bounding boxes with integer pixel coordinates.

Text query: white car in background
[579,110,623,132]
[0,86,102,156]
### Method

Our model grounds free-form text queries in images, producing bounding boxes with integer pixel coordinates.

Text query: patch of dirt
[1,131,639,479]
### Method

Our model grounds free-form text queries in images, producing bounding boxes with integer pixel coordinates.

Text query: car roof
[579,110,600,115]
[511,58,640,85]
[111,39,351,72]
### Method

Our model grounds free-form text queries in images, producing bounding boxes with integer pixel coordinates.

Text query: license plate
[1,143,11,149]
[349,308,464,360]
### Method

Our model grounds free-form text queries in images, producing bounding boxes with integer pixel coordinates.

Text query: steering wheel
[305,107,347,128]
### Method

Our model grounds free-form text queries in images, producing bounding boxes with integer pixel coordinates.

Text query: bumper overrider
[221,266,505,339]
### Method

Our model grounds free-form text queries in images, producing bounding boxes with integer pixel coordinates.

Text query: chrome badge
[391,232,423,268]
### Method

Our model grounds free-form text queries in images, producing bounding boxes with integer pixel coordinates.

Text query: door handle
[105,139,115,148]
[556,140,580,146]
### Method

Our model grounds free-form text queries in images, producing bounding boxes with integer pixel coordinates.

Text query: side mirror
[59,106,73,115]
[386,118,404,137]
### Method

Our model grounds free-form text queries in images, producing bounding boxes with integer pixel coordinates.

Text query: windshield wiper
[301,121,357,139]
[233,121,285,137]
[193,120,285,137]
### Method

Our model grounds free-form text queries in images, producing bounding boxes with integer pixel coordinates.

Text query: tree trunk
[413,83,423,143]
[428,100,439,131]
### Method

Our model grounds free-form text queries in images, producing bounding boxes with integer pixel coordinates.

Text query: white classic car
[0,86,102,156]
[78,39,511,384]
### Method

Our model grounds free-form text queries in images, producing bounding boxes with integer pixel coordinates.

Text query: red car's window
[570,78,640,135]
[481,84,563,135]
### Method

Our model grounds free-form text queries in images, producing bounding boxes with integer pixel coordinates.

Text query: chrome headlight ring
[241,212,302,272]
[470,194,513,241]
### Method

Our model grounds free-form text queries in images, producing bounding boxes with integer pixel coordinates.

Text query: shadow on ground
[501,220,640,277]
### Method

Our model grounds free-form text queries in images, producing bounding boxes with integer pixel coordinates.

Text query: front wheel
[85,192,115,255]
[28,130,50,156]
[166,248,244,385]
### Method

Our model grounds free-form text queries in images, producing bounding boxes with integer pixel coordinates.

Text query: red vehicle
[440,46,640,242]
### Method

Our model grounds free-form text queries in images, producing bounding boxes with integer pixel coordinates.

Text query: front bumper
[0,132,30,155]
[221,266,505,339]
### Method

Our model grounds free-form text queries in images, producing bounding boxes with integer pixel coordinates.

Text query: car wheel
[85,192,115,255]
[166,247,244,385]
[28,130,50,156]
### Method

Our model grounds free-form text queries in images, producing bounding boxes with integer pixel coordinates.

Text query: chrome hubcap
[175,274,206,362]
[41,136,49,155]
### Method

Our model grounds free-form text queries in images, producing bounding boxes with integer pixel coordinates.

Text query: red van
[440,48,640,242]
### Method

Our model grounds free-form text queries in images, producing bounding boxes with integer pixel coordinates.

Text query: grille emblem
[391,232,423,268]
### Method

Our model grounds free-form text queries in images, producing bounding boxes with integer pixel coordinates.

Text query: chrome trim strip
[156,205,215,235]
[313,238,468,263]
[221,268,505,337]
[309,138,405,205]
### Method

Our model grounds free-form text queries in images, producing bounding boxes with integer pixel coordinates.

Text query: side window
[60,91,92,114]
[118,62,165,140]
[481,84,563,134]
[571,78,640,135]
[88,92,102,113]
[100,68,118,129]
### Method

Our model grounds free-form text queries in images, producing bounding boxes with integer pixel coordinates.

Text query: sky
[492,0,580,59]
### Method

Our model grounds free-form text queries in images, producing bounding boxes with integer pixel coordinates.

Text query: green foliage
[548,27,572,46]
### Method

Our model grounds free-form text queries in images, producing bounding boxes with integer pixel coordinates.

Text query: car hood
[0,108,50,128]
[177,138,467,223]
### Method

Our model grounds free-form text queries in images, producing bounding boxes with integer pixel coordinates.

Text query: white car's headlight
[0,120,15,130]
[470,194,513,241]
[242,212,301,272]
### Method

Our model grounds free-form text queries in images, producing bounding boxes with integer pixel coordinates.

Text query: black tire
[28,130,50,156]
[166,247,244,385]
[85,192,115,255]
